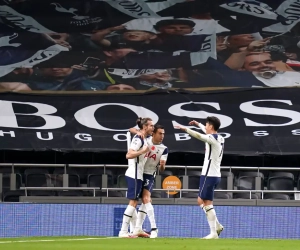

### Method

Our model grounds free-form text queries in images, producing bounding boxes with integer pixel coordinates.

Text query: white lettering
[36,132,53,140]
[175,133,191,141]
[0,100,66,129]
[0,130,15,137]
[74,103,158,131]
[75,133,92,141]
[240,100,300,126]
[253,131,269,136]
[291,129,300,135]
[113,133,127,141]
[169,102,233,129]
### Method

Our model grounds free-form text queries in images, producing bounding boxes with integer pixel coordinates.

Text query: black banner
[1,88,300,155]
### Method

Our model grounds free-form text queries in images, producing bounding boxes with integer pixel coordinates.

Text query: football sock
[120,205,135,233]
[135,203,147,230]
[204,205,217,234]
[145,202,157,229]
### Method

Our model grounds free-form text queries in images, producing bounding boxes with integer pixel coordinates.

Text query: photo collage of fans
[0,0,300,91]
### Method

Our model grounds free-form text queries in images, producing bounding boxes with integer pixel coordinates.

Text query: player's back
[202,134,224,177]
[126,135,148,180]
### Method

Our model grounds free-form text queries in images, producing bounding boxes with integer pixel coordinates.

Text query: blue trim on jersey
[211,134,218,140]
[162,147,168,155]
[132,135,144,164]
[205,144,212,176]
[133,135,145,148]
[205,160,212,176]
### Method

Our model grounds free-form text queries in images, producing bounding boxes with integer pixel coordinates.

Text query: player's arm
[129,127,145,139]
[126,136,149,159]
[189,120,206,134]
[159,147,168,172]
[174,125,216,145]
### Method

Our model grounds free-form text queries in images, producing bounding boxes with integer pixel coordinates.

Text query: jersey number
[144,179,149,187]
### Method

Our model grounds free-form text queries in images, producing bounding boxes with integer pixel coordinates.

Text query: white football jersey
[186,128,224,177]
[143,137,168,175]
[125,135,149,180]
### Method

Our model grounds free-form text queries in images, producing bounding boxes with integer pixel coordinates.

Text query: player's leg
[129,208,138,233]
[135,202,147,232]
[134,174,157,238]
[133,190,150,238]
[119,177,142,238]
[198,199,223,236]
[198,176,220,239]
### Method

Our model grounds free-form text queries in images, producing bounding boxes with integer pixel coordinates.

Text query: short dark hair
[206,116,221,131]
[153,124,164,133]
[136,117,152,129]
[154,19,195,30]
[120,29,156,35]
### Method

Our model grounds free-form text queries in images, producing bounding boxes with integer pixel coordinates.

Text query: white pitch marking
[0,237,119,244]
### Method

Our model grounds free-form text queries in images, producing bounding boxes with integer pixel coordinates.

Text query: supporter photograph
[223,39,300,87]
[95,17,218,53]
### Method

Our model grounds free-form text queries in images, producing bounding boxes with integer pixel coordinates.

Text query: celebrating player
[129,124,168,238]
[174,116,224,239]
[118,117,154,238]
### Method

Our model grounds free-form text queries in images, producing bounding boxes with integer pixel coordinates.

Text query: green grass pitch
[0,237,299,250]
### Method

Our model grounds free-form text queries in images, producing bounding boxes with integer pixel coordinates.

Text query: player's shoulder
[210,134,225,142]
[132,134,144,144]
[133,134,143,140]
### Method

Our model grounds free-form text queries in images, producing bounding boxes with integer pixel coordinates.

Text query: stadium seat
[263,193,290,200]
[186,170,201,176]
[214,192,231,199]
[267,172,295,199]
[24,168,49,175]
[267,172,294,190]
[57,191,83,196]
[26,174,49,187]
[236,176,256,190]
[187,176,200,189]
[151,191,162,198]
[2,173,22,190]
[28,190,56,196]
[89,190,124,197]
[181,192,198,198]
[238,171,264,178]
[233,193,260,199]
[87,174,102,188]
[52,168,80,187]
[237,172,264,187]
[216,171,234,190]
[160,170,173,176]
[25,168,50,187]
[117,174,127,188]
[88,168,114,187]
[3,190,25,202]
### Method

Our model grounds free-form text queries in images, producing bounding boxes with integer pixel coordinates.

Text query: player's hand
[136,131,144,139]
[142,145,150,153]
[159,160,166,171]
[189,120,199,126]
[174,125,187,131]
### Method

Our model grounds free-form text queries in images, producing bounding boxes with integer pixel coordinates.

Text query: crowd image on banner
[0,0,300,91]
